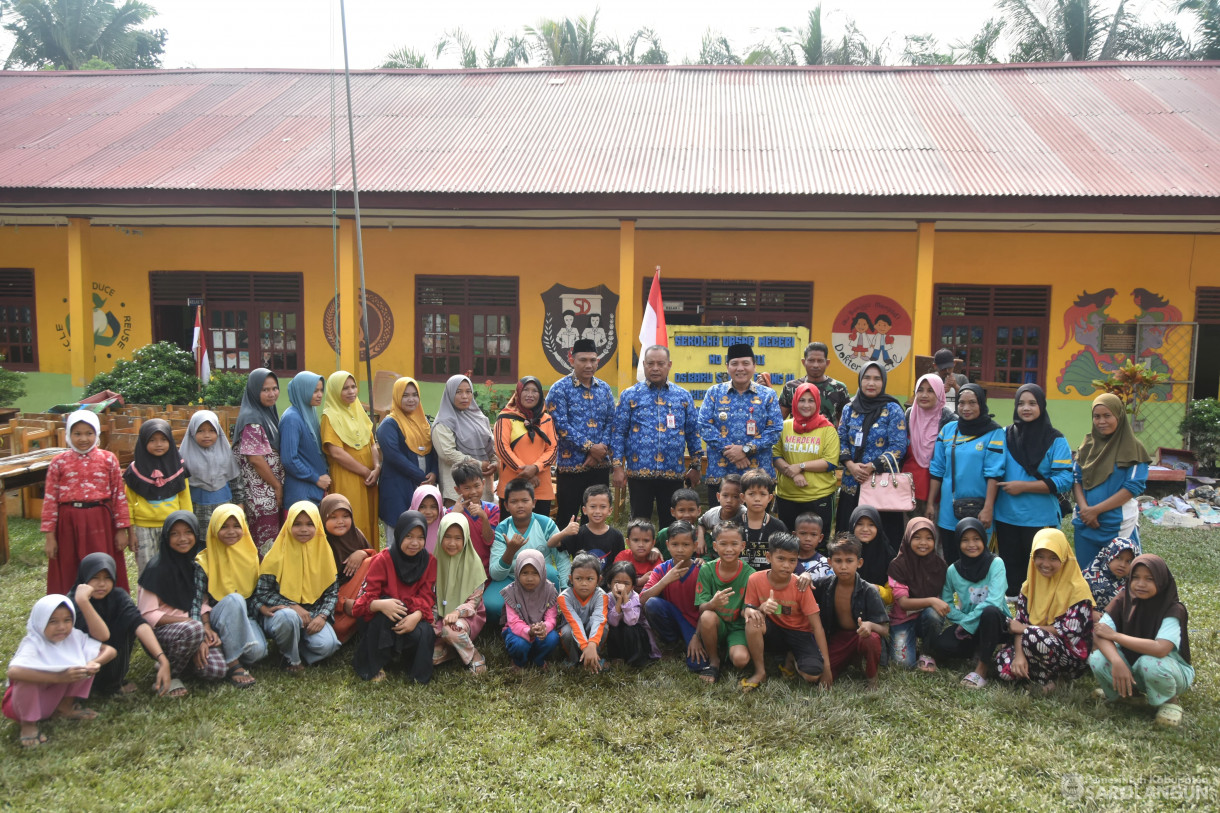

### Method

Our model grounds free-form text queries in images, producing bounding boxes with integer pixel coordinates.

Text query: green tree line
[382,2,1220,69]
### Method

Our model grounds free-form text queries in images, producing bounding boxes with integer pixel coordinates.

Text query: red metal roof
[0,64,1217,199]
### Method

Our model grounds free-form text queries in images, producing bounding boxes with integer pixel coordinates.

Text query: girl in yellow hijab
[197,505,267,684]
[993,529,1095,692]
[320,371,380,546]
[253,502,342,673]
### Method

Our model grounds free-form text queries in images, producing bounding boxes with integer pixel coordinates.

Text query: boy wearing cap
[934,348,968,411]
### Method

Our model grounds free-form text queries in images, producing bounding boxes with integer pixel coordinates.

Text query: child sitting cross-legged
[887,517,949,672]
[812,533,890,688]
[602,561,657,667]
[500,549,561,670]
[1088,554,1193,728]
[693,521,755,683]
[557,554,610,673]
[741,532,833,693]
[613,518,663,591]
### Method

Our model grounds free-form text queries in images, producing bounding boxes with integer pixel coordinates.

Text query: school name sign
[667,326,809,404]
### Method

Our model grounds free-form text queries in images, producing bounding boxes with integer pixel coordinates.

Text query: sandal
[739,677,765,694]
[370,670,387,683]
[1155,703,1183,728]
[19,731,47,749]
[777,661,797,679]
[961,671,987,689]
[281,658,306,675]
[225,665,256,689]
[117,682,139,696]
[165,678,188,698]
[917,655,937,673]
[696,665,720,684]
[53,702,99,721]
[469,659,488,676]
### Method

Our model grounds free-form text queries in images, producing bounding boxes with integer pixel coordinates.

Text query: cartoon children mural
[848,312,873,361]
[556,310,580,350]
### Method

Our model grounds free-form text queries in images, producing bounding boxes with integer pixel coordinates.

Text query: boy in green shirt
[694,521,755,683]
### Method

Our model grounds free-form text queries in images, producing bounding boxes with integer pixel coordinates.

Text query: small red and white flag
[637,267,668,382]
[192,305,211,385]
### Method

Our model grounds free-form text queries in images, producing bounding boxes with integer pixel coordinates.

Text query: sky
[1,0,1182,71]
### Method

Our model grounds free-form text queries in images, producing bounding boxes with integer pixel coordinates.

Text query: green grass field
[1,516,1216,811]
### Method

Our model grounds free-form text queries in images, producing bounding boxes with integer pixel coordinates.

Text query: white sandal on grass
[1155,703,1183,727]
[961,672,987,689]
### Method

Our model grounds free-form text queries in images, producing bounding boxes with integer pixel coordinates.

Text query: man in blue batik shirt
[611,345,703,527]
[545,338,617,525]
[697,343,783,504]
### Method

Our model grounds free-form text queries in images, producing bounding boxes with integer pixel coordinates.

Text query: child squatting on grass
[4,595,117,749]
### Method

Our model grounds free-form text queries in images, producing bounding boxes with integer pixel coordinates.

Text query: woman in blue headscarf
[279,371,331,507]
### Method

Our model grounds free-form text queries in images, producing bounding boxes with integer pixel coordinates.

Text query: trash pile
[1138,486,1220,527]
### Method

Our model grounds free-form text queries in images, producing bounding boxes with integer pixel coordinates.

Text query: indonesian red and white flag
[192,305,211,385]
[637,267,668,382]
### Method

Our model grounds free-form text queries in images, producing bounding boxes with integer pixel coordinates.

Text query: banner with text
[667,325,810,405]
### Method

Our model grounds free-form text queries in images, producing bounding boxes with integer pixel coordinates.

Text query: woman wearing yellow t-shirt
[771,382,841,536]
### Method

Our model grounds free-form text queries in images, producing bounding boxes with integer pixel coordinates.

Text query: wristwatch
[743,443,755,456]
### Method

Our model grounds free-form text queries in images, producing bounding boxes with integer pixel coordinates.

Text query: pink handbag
[857,469,916,513]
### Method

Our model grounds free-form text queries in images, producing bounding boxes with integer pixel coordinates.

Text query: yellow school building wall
[6,222,1213,443]
[634,228,920,390]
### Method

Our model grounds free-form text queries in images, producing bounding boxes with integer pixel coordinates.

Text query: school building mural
[1,66,1217,451]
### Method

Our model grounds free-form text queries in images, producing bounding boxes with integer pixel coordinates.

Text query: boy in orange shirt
[742,532,833,692]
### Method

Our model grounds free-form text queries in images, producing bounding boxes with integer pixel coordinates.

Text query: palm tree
[481,31,530,68]
[608,27,667,65]
[744,8,886,66]
[695,30,742,65]
[4,0,165,70]
[1180,0,1220,59]
[380,46,432,69]
[524,10,612,66]
[955,18,1006,63]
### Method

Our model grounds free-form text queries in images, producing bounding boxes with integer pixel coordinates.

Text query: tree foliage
[4,0,166,70]
[84,341,200,405]
[525,10,613,66]
[1180,0,1220,59]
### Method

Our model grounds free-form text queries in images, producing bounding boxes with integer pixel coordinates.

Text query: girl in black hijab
[995,383,1075,597]
[1090,554,1193,727]
[124,419,192,575]
[74,553,172,696]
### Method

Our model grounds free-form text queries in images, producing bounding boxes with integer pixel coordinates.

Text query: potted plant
[1091,358,1166,433]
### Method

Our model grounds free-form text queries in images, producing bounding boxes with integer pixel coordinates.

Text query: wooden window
[0,269,37,370]
[643,278,812,327]
[933,284,1050,387]
[149,272,303,376]
[416,276,518,383]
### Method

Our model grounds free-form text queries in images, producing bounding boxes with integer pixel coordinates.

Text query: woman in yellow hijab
[253,502,341,673]
[993,528,1095,692]
[320,371,380,547]
[198,505,267,685]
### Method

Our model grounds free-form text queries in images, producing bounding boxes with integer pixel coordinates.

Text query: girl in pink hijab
[902,373,952,517]
[409,484,446,553]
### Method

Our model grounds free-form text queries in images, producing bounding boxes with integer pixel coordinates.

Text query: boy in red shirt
[613,518,662,590]
[742,532,833,692]
[641,520,706,671]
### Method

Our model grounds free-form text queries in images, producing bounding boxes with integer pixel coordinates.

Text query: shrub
[198,371,248,407]
[84,342,200,405]
[0,365,27,407]
[1181,398,1220,475]
[1091,358,1166,425]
